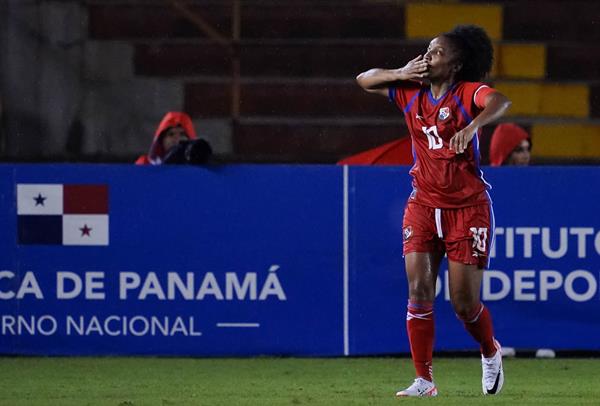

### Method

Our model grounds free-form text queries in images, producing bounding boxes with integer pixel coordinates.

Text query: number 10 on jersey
[422,126,443,150]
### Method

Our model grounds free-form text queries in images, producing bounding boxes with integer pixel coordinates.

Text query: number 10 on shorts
[470,227,488,252]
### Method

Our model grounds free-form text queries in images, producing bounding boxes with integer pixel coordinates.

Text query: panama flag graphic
[17,184,109,246]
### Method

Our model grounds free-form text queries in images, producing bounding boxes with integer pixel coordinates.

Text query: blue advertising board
[0,164,599,356]
[349,166,600,353]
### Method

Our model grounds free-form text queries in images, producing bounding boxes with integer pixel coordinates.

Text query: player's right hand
[398,55,429,81]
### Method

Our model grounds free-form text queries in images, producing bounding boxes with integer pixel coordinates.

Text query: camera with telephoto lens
[162,139,213,165]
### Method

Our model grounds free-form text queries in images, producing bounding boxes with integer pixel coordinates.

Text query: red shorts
[402,201,494,269]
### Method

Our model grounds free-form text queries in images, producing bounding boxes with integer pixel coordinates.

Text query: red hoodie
[135,112,198,165]
[489,123,529,166]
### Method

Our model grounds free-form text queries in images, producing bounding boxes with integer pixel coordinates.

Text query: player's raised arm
[450,91,512,154]
[356,55,429,96]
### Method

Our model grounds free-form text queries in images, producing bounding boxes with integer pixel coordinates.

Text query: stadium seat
[531,124,600,160]
[494,82,589,118]
[405,3,503,40]
[494,43,545,79]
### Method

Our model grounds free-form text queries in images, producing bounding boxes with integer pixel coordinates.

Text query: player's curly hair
[443,25,493,82]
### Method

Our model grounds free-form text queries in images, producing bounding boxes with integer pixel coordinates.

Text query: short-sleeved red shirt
[390,81,496,208]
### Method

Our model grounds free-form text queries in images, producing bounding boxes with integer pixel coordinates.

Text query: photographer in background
[135,112,212,165]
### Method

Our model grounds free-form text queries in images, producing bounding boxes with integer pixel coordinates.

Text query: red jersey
[389,81,496,208]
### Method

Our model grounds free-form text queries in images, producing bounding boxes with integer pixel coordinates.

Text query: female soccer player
[356,25,511,397]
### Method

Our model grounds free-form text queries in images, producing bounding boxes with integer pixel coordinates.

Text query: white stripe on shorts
[434,208,443,238]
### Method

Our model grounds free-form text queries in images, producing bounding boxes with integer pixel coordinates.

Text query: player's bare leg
[448,261,503,395]
[405,252,443,302]
[396,251,443,397]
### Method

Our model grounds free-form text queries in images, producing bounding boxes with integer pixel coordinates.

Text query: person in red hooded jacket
[489,123,531,166]
[135,112,198,165]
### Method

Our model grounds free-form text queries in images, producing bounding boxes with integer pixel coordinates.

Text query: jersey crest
[438,107,450,121]
[403,226,413,241]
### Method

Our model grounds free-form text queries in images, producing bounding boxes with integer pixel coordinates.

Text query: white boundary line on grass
[343,165,350,356]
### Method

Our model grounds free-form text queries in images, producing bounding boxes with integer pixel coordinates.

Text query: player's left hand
[449,126,478,154]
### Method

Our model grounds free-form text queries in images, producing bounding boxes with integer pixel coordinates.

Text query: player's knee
[408,280,436,301]
[452,301,483,323]
[408,287,435,302]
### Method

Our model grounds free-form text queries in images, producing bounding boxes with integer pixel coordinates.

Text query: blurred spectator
[135,112,212,165]
[489,123,531,166]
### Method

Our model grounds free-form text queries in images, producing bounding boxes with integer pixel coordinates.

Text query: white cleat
[482,339,504,395]
[395,377,438,397]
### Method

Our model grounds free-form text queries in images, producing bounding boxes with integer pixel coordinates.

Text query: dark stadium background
[1,0,599,165]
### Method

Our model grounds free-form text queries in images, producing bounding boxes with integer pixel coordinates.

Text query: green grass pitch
[1,357,599,405]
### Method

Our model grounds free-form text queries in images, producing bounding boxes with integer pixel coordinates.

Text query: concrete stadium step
[88,1,405,40]
[134,40,424,78]
[547,44,600,80]
[133,39,577,81]
[183,78,594,119]
[591,85,600,118]
[227,117,600,163]
[503,1,600,43]
[184,79,397,118]
[230,118,600,163]
[88,2,229,40]
[88,1,600,43]
[232,118,408,163]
